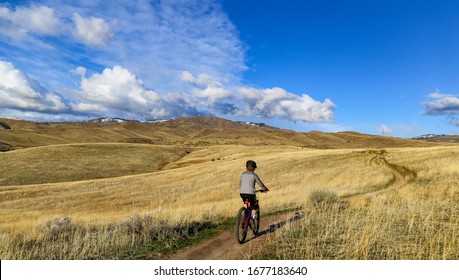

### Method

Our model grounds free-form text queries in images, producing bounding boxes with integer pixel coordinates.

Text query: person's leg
[250,196,258,218]
[241,194,257,216]
[240,194,251,209]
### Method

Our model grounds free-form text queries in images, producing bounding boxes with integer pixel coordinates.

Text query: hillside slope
[0,144,192,186]
[0,116,442,150]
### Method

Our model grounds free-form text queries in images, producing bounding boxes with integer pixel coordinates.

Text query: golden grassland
[0,143,192,186]
[251,146,459,259]
[0,144,458,259]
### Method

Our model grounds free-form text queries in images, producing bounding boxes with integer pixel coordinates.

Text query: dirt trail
[343,153,411,204]
[369,154,406,190]
[170,212,304,260]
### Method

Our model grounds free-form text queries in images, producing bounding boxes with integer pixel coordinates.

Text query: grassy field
[0,143,192,186]
[0,144,458,259]
[250,147,459,260]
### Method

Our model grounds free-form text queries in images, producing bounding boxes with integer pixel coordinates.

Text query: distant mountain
[144,119,169,124]
[85,117,132,124]
[150,116,278,131]
[0,116,451,151]
[236,121,277,129]
[413,134,459,143]
[84,117,277,128]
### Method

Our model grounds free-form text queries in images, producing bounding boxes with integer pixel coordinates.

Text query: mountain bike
[235,190,267,244]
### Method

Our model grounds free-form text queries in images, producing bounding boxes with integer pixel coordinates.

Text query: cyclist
[239,160,269,220]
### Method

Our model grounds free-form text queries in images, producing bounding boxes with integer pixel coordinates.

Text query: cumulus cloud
[0,5,60,38]
[72,13,114,46]
[0,60,66,113]
[237,87,335,122]
[181,71,231,105]
[379,124,392,135]
[180,71,196,84]
[68,67,336,122]
[196,86,232,104]
[423,92,459,116]
[178,71,336,122]
[0,4,113,47]
[73,66,159,115]
[69,102,107,114]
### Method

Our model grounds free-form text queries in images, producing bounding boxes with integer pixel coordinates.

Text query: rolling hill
[0,116,442,151]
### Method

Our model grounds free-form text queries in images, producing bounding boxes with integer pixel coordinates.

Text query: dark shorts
[240,194,259,210]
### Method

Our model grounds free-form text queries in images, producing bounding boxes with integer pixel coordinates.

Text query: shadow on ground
[246,212,305,242]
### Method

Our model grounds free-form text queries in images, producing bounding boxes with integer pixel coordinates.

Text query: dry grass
[251,146,459,260]
[0,143,192,186]
[0,144,457,259]
[0,213,218,259]
[253,197,458,259]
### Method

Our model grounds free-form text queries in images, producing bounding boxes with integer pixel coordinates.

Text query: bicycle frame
[236,190,263,244]
[242,199,253,227]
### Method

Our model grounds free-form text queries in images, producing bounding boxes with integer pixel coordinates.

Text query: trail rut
[369,154,407,190]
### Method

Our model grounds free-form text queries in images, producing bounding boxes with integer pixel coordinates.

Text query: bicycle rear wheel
[236,207,248,244]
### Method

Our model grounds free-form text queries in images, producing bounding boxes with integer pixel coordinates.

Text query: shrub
[37,217,75,241]
[309,189,339,210]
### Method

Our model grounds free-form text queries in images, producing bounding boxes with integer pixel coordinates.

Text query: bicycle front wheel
[236,207,248,244]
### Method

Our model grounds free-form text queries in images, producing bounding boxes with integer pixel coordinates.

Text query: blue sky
[1,0,459,137]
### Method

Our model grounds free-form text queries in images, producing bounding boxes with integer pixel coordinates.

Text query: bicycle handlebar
[255,189,269,193]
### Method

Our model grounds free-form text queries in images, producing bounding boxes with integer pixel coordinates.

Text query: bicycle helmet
[246,160,257,169]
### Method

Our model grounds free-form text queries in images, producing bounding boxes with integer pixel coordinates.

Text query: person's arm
[255,174,269,191]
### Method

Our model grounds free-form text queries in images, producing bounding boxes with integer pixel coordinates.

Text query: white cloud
[181,71,231,105]
[196,86,232,104]
[73,66,159,114]
[71,66,86,76]
[178,72,336,122]
[237,87,335,122]
[180,71,196,84]
[72,13,114,46]
[428,92,452,99]
[423,92,459,116]
[0,5,60,38]
[379,124,392,135]
[0,5,114,47]
[69,102,107,114]
[0,60,66,112]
